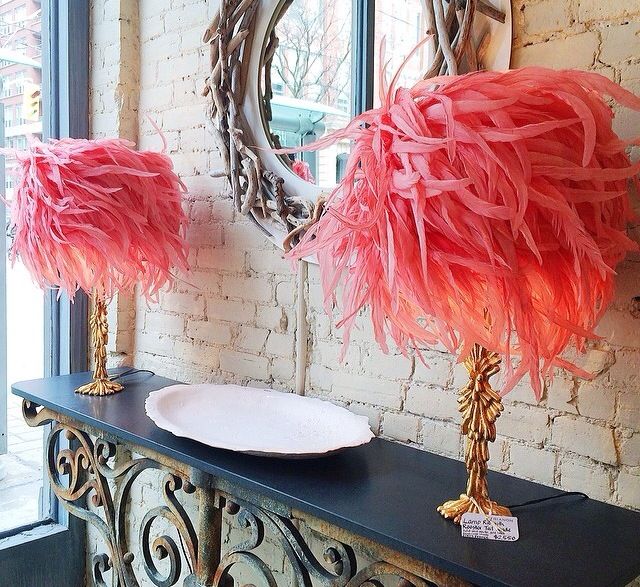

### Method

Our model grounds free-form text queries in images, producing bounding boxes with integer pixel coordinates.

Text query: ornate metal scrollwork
[23,400,466,587]
[216,494,461,587]
[216,494,353,587]
[23,400,198,587]
[203,1,509,248]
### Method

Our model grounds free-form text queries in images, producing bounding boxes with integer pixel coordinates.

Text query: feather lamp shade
[286,67,640,521]
[7,137,189,395]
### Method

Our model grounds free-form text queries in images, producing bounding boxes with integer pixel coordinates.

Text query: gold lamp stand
[75,292,124,396]
[438,343,511,522]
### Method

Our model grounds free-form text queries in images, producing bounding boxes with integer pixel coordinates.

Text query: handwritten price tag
[460,513,519,542]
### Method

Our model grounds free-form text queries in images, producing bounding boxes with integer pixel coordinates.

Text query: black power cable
[507,491,589,510]
[97,371,590,515]
[109,368,156,382]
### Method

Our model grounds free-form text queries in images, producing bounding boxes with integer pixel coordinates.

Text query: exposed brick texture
[95,0,640,507]
[87,0,640,585]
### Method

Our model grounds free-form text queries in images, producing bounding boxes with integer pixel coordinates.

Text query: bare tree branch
[271,0,351,108]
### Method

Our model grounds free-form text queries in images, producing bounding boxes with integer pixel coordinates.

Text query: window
[2,72,26,97]
[0,2,87,583]
[13,5,26,25]
[0,0,45,535]
[1,74,11,97]
[266,0,429,187]
[14,71,24,95]
[3,105,12,126]
[15,103,25,125]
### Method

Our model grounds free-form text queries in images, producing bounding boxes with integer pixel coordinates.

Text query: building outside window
[0,0,44,534]
[0,2,86,583]
[267,0,429,187]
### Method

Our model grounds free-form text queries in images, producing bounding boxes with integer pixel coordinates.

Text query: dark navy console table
[12,372,640,587]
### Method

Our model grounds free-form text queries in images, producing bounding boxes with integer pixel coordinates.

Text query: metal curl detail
[222,495,353,587]
[92,553,113,587]
[22,399,54,427]
[140,511,182,587]
[234,505,264,552]
[138,474,199,587]
[47,424,108,507]
[214,551,279,587]
[31,405,198,587]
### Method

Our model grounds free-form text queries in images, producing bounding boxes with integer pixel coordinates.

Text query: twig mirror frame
[203,0,512,252]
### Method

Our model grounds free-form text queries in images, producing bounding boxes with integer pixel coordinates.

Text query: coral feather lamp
[6,138,189,396]
[285,66,640,521]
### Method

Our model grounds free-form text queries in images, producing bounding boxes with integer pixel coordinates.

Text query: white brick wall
[87,0,640,585]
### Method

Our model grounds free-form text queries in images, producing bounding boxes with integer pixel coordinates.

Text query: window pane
[0,0,45,534]
[373,0,430,106]
[266,0,353,187]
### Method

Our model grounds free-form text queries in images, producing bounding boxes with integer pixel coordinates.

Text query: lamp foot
[438,343,509,525]
[76,377,123,396]
[76,291,124,396]
[438,494,511,523]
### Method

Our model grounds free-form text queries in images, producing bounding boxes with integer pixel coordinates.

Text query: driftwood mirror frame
[202,0,512,252]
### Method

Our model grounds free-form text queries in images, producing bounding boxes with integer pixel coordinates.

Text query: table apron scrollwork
[22,400,468,587]
[24,400,199,587]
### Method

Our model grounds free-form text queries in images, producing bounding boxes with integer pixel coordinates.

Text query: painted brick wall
[129,0,640,508]
[88,0,640,585]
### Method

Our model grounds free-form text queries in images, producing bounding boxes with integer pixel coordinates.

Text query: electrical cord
[110,368,156,382]
[101,368,587,516]
[507,491,588,510]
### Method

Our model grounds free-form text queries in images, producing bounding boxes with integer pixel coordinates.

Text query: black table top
[12,372,640,587]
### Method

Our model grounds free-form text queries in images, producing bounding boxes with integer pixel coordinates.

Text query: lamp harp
[75,292,123,396]
[438,343,511,523]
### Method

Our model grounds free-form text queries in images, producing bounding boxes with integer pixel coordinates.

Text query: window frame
[351,0,375,116]
[0,104,5,458]
[0,2,88,584]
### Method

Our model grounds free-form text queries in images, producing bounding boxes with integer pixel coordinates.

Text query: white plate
[145,384,374,458]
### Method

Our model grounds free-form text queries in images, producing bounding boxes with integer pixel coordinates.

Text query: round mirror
[261,0,353,188]
[208,0,512,250]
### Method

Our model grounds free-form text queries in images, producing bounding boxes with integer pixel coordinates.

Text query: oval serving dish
[145,384,374,458]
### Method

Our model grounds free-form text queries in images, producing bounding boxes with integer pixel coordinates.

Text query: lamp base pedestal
[76,377,123,396]
[75,291,125,396]
[437,343,511,524]
[438,494,511,523]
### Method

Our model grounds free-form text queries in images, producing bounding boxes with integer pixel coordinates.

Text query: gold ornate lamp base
[75,292,123,396]
[438,343,511,523]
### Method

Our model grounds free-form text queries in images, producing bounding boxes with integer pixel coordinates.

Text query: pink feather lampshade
[7,137,189,395]
[286,67,640,521]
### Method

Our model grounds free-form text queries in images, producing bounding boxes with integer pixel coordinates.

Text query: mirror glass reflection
[262,0,433,188]
[264,0,353,188]
[373,1,430,106]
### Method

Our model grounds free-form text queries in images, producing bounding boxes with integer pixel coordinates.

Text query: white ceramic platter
[145,384,374,458]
